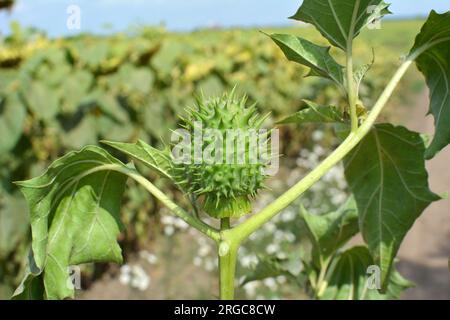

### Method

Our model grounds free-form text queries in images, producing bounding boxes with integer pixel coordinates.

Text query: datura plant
[12,1,450,300]
[173,92,270,220]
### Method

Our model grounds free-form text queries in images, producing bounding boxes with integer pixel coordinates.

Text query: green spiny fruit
[172,89,272,219]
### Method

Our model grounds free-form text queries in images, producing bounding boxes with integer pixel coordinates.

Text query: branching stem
[225,57,415,247]
[114,52,425,299]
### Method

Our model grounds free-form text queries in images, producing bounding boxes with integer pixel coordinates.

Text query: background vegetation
[0,20,427,299]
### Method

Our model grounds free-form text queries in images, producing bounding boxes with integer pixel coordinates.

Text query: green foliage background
[0,20,424,298]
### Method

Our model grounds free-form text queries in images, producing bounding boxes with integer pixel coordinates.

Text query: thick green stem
[347,52,358,133]
[218,217,237,300]
[226,58,415,246]
[218,241,238,300]
[347,1,359,133]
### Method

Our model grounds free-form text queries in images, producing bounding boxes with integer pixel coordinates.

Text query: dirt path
[394,90,450,300]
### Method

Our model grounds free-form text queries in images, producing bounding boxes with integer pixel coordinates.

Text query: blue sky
[1,0,449,37]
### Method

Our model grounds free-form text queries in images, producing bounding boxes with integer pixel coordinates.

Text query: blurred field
[2,19,448,300]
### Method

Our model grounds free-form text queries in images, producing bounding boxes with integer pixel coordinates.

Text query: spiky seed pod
[172,89,271,219]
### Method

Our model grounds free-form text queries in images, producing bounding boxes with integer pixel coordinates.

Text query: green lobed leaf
[278,100,344,124]
[60,115,98,150]
[21,80,60,120]
[241,255,295,286]
[278,100,367,125]
[12,252,44,300]
[321,246,413,300]
[291,0,391,51]
[0,191,29,259]
[13,146,128,299]
[354,55,375,93]
[60,70,93,114]
[344,124,440,288]
[299,196,359,267]
[102,140,174,181]
[269,33,344,86]
[409,10,450,159]
[0,93,26,153]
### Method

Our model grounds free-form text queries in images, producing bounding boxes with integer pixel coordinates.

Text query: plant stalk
[346,52,358,133]
[218,242,238,300]
[226,58,415,246]
[347,3,359,133]
[218,218,237,300]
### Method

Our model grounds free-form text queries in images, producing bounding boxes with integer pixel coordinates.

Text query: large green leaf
[409,11,450,159]
[12,252,44,300]
[291,0,390,51]
[102,140,174,180]
[117,64,154,95]
[241,255,297,286]
[96,92,129,123]
[60,70,93,114]
[278,100,367,125]
[61,115,98,150]
[0,93,26,153]
[321,246,413,300]
[344,124,439,288]
[299,196,359,267]
[269,33,344,86]
[278,100,344,124]
[13,146,128,299]
[22,80,59,120]
[0,192,29,259]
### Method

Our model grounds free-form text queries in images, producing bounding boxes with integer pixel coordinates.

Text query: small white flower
[136,277,150,291]
[144,253,158,265]
[174,218,189,230]
[300,149,310,158]
[266,243,279,255]
[285,232,296,243]
[198,245,211,257]
[276,252,287,259]
[312,130,324,142]
[204,259,215,272]
[281,210,296,222]
[274,230,284,242]
[161,215,175,225]
[263,277,278,290]
[313,145,325,156]
[193,256,202,267]
[331,192,347,206]
[276,275,287,284]
[263,222,276,233]
[139,250,158,265]
[119,273,131,285]
[120,264,150,291]
[130,265,150,291]
[164,225,175,236]
[120,265,131,274]
[197,237,207,246]
[243,281,259,297]
[241,254,258,268]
